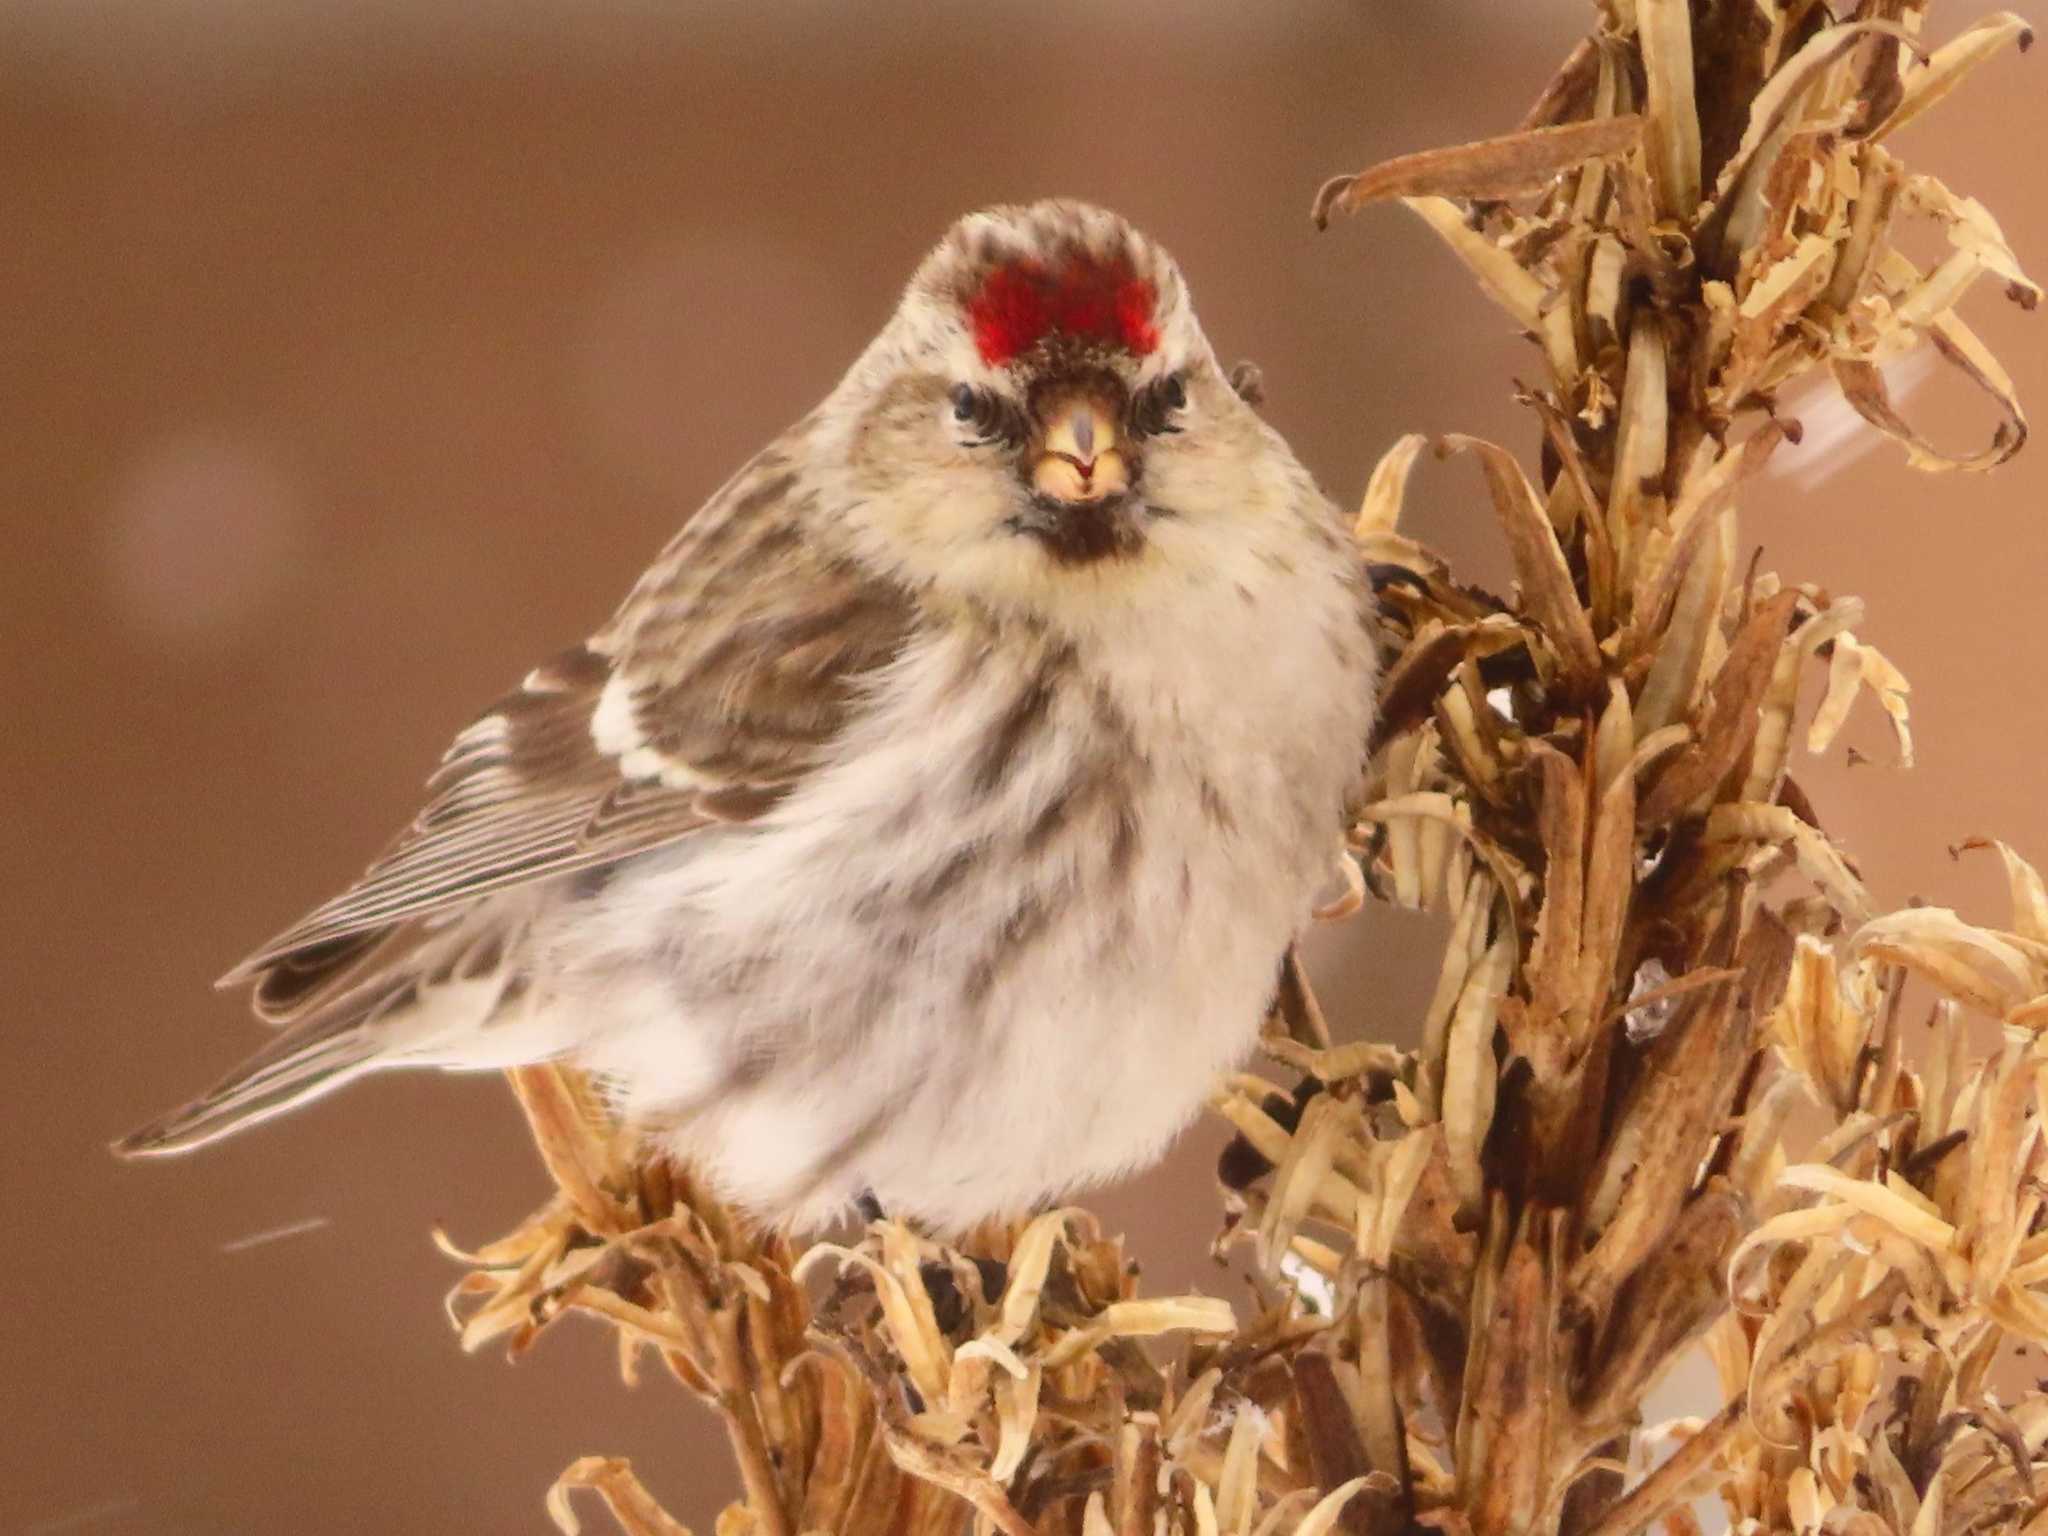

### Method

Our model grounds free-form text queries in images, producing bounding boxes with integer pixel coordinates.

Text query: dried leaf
[1456,1211,1555,1536]
[1299,1478,1390,1536]
[1640,589,1801,825]
[1853,907,2040,1018]
[1744,596,1864,803]
[548,1457,696,1536]
[1707,21,1924,262]
[1777,1162,1960,1254]
[1636,507,1737,738]
[1525,743,1589,1037]
[1638,0,1703,218]
[1833,343,2024,471]
[882,1430,1038,1536]
[794,1239,952,1406]
[1215,1405,1267,1536]
[1877,12,2036,142]
[1358,433,1432,536]
[1574,969,1747,1316]
[1961,838,2048,945]
[1705,802,1874,922]
[1581,1182,1748,1418]
[1315,117,1646,221]
[1606,318,1671,584]
[1443,938,1511,1214]
[1260,1094,1359,1272]
[1442,435,1602,691]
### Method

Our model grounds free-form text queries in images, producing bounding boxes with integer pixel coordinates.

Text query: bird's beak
[1030,391,1130,504]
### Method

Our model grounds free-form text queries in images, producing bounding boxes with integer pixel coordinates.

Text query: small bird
[118,201,1377,1230]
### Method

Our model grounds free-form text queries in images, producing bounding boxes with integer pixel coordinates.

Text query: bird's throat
[1010,498,1145,567]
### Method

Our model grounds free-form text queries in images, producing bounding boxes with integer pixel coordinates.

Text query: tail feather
[123,906,542,1158]
[112,1018,383,1157]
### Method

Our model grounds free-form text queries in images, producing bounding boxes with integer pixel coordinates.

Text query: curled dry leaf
[548,1457,695,1536]
[1357,432,1431,538]
[1834,339,2027,472]
[1314,117,1646,225]
[1808,632,1915,767]
[1876,12,2036,142]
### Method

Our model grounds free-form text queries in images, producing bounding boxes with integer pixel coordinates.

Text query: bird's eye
[948,384,1019,445]
[1131,371,1189,437]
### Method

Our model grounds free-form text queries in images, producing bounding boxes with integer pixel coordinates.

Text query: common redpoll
[118,200,1378,1230]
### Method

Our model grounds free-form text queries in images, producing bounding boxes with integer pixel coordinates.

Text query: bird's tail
[117,908,550,1157]
[112,1012,385,1157]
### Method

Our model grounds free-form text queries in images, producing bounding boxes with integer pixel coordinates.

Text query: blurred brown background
[4,2,2042,1530]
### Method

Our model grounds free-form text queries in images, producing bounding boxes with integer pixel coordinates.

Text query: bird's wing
[222,450,916,1000]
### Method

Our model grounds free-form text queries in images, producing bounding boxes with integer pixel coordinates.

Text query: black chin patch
[1010,498,1145,567]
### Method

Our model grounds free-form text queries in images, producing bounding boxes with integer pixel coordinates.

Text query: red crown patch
[967,258,1160,367]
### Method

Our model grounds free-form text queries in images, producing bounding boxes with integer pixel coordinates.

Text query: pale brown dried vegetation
[448,5,2048,1534]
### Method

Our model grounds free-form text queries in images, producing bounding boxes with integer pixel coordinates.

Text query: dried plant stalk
[445,5,2047,1534]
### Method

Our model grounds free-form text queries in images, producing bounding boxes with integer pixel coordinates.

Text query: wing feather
[222,446,916,991]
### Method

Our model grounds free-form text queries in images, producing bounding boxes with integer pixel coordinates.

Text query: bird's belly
[555,604,1363,1230]
[563,764,1319,1231]
[824,840,1298,1229]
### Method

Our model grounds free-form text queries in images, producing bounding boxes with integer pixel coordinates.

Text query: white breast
[556,529,1372,1230]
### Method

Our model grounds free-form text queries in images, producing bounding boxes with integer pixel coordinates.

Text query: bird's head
[822,201,1319,619]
